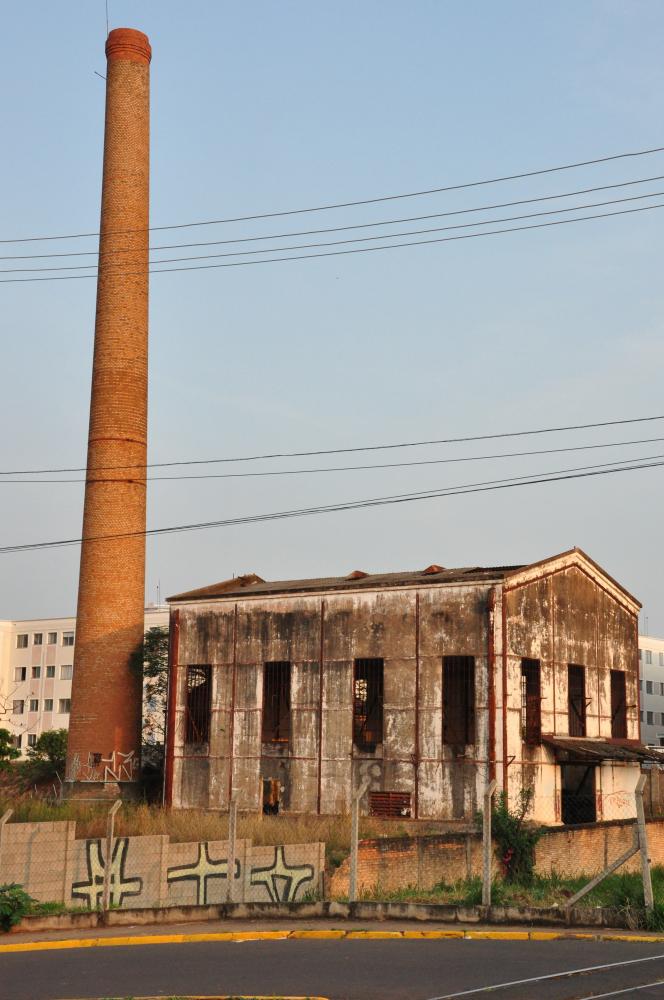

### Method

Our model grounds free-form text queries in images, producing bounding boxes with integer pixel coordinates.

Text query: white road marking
[425,950,664,999]
[577,978,664,999]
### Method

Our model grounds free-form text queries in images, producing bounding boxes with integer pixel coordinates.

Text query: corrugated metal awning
[542,736,664,764]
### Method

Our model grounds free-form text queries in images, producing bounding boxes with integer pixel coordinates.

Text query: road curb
[4,928,664,953]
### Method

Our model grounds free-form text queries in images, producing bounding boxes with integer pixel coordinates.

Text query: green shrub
[489,788,542,883]
[0,884,35,931]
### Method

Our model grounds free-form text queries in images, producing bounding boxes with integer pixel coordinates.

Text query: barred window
[262,662,291,743]
[443,656,475,745]
[610,670,627,739]
[185,665,212,744]
[568,664,586,738]
[353,659,383,752]
[521,659,541,744]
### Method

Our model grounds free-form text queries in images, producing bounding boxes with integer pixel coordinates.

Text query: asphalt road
[4,939,664,1000]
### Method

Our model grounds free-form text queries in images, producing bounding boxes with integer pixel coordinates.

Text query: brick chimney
[66,29,152,794]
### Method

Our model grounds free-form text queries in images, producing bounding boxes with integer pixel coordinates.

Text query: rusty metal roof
[168,564,525,602]
[542,736,664,764]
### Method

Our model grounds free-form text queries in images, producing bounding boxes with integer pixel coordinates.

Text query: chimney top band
[106,28,152,65]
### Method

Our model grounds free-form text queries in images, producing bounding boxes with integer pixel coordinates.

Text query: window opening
[184,665,211,745]
[353,658,384,752]
[521,658,541,744]
[443,656,475,745]
[561,764,596,824]
[262,662,291,743]
[568,664,586,738]
[610,670,627,739]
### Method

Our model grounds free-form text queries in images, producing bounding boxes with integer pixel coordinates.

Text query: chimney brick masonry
[66,29,152,792]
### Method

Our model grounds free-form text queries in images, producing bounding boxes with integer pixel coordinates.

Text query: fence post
[0,808,13,882]
[482,781,497,908]
[226,797,238,904]
[349,781,370,903]
[635,773,654,913]
[102,800,122,914]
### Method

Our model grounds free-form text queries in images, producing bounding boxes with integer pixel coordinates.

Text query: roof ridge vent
[422,564,445,575]
[346,570,369,580]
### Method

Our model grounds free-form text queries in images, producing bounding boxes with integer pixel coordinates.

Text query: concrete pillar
[66,28,152,793]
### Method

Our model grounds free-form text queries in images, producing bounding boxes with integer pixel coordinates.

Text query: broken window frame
[521,658,542,745]
[184,664,212,746]
[443,655,476,746]
[568,664,587,738]
[610,669,627,739]
[261,661,291,744]
[353,658,384,753]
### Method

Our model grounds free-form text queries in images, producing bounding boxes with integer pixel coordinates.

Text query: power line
[5,190,663,275]
[2,200,663,284]
[1,453,662,555]
[3,435,664,484]
[3,144,663,245]
[3,414,662,477]
[4,173,664,262]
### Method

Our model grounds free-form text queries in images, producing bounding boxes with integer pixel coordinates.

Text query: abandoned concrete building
[165,548,656,825]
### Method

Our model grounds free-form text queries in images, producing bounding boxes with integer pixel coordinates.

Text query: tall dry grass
[0,797,456,861]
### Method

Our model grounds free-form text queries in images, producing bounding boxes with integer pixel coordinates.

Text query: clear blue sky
[1,1,663,631]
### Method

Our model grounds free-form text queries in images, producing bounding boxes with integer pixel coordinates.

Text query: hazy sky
[1,1,663,632]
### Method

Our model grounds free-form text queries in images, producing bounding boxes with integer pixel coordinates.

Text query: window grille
[610,670,627,739]
[521,659,541,744]
[185,665,211,744]
[353,659,384,752]
[443,656,475,745]
[262,662,291,743]
[568,664,586,737]
[369,791,412,818]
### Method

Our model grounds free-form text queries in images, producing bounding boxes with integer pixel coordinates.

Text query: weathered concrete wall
[171,584,490,821]
[0,820,324,909]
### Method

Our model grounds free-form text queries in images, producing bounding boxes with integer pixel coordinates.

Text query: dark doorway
[561,764,596,824]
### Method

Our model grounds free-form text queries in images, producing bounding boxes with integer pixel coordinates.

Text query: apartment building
[639,635,664,746]
[0,606,168,754]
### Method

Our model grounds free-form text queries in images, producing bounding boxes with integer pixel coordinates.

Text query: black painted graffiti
[249,845,314,903]
[71,838,143,909]
[167,842,241,905]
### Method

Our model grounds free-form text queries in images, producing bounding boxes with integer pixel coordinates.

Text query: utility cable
[2,200,663,283]
[3,414,662,477]
[4,189,663,274]
[2,143,663,244]
[3,173,663,261]
[2,435,664,484]
[0,453,662,555]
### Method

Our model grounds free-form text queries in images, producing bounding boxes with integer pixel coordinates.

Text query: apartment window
[33,633,42,646]
[660,713,664,727]
[27,734,37,747]
[31,666,40,679]
[14,667,26,683]
[13,700,24,715]
[12,734,21,749]
[660,683,664,697]
[16,634,28,649]
[568,665,586,738]
[647,680,653,695]
[646,650,653,665]
[44,699,53,712]
[29,699,38,712]
[521,659,541,744]
[639,680,643,691]
[184,665,211,744]
[62,632,74,647]
[47,632,57,645]
[640,710,644,722]
[647,711,654,725]
[639,649,643,661]
[610,670,627,739]
[60,665,73,681]
[443,656,476,745]
[660,653,664,668]
[46,665,55,678]
[262,662,291,743]
[353,659,384,752]
[58,699,71,714]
